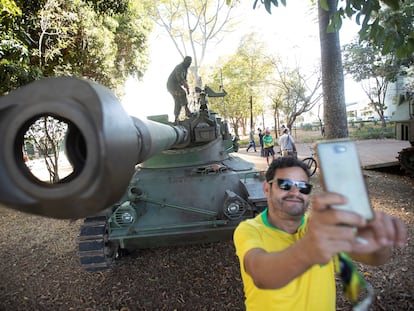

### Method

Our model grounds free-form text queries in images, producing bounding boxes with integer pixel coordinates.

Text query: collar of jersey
[261,207,305,232]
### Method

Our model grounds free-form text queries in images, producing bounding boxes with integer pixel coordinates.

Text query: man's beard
[276,195,309,217]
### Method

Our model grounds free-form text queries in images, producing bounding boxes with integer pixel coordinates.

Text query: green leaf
[328,13,343,32]
[320,0,329,11]
[395,46,406,58]
[345,5,354,18]
[355,13,361,25]
[381,0,400,10]
[264,0,272,13]
[327,22,335,33]
[408,38,414,50]
[271,0,279,7]
[353,1,362,10]
[381,36,393,55]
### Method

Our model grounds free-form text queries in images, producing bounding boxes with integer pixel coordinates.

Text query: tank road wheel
[398,147,414,177]
[77,215,119,272]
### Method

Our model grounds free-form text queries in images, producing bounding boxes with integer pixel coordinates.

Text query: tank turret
[0,77,267,271]
[395,91,414,176]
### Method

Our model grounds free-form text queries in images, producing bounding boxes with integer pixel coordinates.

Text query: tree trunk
[318,0,348,139]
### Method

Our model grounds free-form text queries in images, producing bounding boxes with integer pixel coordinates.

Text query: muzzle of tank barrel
[0,77,185,219]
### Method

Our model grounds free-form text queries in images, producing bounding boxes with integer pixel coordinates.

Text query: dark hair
[265,157,310,181]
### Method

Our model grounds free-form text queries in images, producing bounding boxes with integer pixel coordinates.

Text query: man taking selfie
[234,157,407,310]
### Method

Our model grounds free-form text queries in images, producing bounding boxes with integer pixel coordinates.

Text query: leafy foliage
[251,0,414,59]
[0,0,152,95]
[343,41,405,82]
[84,0,130,15]
[268,59,322,131]
[207,33,273,136]
[343,39,411,127]
[144,0,237,88]
[352,125,395,139]
[0,0,43,93]
[370,2,414,58]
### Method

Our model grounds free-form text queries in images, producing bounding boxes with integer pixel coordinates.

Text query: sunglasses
[268,178,313,195]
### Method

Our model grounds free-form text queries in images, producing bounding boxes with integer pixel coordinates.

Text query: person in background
[246,128,257,152]
[234,157,407,311]
[167,56,192,123]
[279,128,296,157]
[280,124,286,136]
[262,128,275,166]
[258,128,264,157]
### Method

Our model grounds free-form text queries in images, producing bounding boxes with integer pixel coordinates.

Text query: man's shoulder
[234,216,266,242]
[237,214,263,229]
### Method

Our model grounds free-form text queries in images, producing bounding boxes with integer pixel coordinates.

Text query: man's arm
[242,193,363,289]
[174,66,188,90]
[241,193,407,289]
[244,240,318,289]
[183,81,189,94]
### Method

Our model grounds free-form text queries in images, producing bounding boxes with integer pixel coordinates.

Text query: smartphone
[315,140,374,220]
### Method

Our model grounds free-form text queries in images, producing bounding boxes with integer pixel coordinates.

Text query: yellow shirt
[233,210,336,311]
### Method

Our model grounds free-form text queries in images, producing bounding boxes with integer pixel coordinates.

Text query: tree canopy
[252,0,414,59]
[269,58,322,131]
[207,33,273,136]
[0,0,152,95]
[247,0,413,139]
[143,0,237,87]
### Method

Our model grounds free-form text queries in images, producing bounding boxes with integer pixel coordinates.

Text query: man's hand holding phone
[312,140,407,265]
[303,192,407,266]
[302,192,366,264]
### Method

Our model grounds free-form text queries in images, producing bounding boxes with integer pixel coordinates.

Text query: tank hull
[0,76,267,271]
[395,119,414,175]
[108,153,266,250]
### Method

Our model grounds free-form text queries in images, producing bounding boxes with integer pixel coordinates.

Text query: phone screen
[315,140,374,220]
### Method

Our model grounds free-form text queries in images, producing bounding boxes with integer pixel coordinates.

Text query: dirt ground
[0,166,413,311]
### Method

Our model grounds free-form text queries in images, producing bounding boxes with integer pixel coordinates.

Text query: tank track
[77,215,118,272]
[398,147,414,176]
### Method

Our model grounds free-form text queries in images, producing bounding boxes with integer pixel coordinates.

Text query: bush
[299,123,313,131]
[351,126,395,139]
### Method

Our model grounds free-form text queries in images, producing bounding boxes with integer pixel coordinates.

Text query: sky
[121,0,365,121]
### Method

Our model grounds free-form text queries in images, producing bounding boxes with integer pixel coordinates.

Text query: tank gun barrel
[0,77,187,219]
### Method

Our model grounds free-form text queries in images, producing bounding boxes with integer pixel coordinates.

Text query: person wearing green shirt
[262,128,275,166]
[234,157,407,311]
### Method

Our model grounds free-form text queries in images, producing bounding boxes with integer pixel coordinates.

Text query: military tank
[396,120,414,175]
[0,77,267,271]
[395,91,414,176]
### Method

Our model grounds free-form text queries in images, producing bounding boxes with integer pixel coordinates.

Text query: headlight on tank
[113,202,137,227]
[121,212,134,224]
[223,190,247,220]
